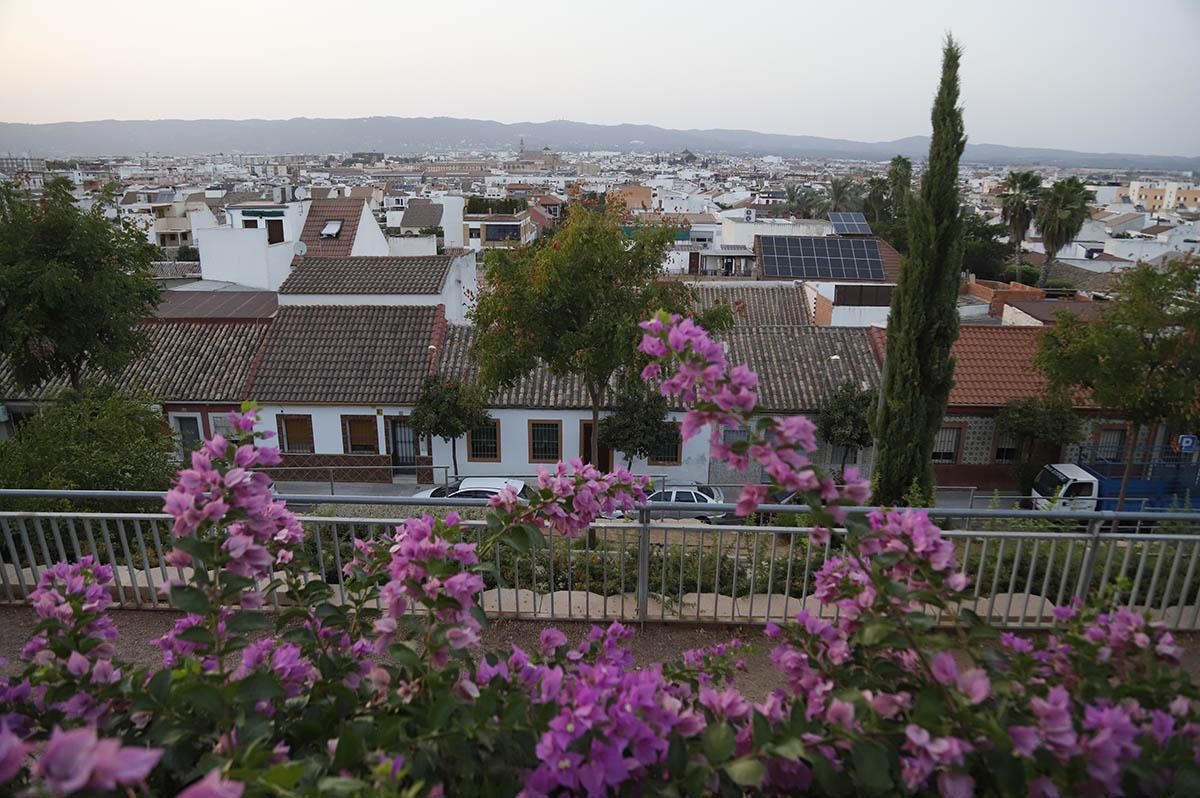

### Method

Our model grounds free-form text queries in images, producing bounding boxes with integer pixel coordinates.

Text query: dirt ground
[0,607,785,700]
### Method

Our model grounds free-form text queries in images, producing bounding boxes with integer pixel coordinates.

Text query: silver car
[644,488,724,521]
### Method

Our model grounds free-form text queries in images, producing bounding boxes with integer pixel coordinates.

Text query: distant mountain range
[1,116,1197,170]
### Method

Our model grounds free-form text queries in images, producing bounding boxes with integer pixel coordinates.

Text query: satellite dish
[294,241,307,257]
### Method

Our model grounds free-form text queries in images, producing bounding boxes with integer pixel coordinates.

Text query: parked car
[410,480,464,500]
[413,477,531,502]
[641,488,725,521]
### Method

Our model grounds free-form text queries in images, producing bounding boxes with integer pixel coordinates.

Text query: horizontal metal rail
[2,490,1198,630]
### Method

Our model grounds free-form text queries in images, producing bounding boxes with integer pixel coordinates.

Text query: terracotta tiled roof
[436,325,595,409]
[724,326,879,412]
[150,261,201,280]
[1140,224,1176,235]
[1048,262,1120,292]
[399,200,443,229]
[1005,299,1105,324]
[691,283,811,327]
[278,256,452,295]
[0,321,269,403]
[247,305,440,404]
[865,326,1089,409]
[298,198,367,257]
[155,290,278,320]
[876,238,904,282]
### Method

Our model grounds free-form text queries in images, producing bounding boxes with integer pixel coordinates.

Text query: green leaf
[227,611,273,633]
[858,619,893,646]
[235,671,282,705]
[751,711,770,747]
[521,523,547,551]
[772,737,807,761]
[912,687,945,728]
[169,585,210,613]
[332,724,366,771]
[177,682,224,715]
[262,758,304,787]
[146,669,172,704]
[703,722,736,764]
[172,536,211,561]
[502,527,530,556]
[176,626,215,645]
[851,740,893,793]
[723,758,765,787]
[317,777,368,796]
[389,643,423,672]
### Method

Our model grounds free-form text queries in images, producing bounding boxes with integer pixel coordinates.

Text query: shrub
[3,325,1199,798]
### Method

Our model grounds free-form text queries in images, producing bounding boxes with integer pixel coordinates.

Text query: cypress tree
[873,37,966,506]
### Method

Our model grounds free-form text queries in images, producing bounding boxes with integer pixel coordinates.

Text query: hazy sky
[2,0,1198,155]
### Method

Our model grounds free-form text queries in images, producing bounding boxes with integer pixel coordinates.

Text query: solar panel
[829,212,873,235]
[758,236,884,281]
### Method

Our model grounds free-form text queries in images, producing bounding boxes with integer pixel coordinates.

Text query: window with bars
[208,412,236,441]
[342,416,379,454]
[1097,427,1127,460]
[528,420,561,463]
[994,431,1018,464]
[648,423,683,466]
[931,427,962,464]
[277,415,314,454]
[467,420,500,462]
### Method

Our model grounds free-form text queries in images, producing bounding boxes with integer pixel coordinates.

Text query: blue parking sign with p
[1180,435,1198,454]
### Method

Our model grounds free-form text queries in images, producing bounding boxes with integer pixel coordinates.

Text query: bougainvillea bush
[3,314,1199,797]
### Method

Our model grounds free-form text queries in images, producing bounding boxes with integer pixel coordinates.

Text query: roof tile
[279,256,453,295]
[298,197,367,257]
[248,305,439,404]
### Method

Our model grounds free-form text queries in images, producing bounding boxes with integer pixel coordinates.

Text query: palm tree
[863,176,889,222]
[1034,177,1093,286]
[782,183,822,218]
[999,171,1042,270]
[823,177,863,214]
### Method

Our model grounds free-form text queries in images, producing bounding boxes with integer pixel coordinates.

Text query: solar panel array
[759,236,884,281]
[829,212,873,235]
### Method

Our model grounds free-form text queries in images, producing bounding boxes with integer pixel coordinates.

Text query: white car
[412,477,530,501]
[614,487,725,521]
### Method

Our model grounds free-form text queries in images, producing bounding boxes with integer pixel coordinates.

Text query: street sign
[1180,434,1198,454]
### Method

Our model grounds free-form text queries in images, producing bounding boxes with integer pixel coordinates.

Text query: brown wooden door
[688,251,700,274]
[579,421,613,471]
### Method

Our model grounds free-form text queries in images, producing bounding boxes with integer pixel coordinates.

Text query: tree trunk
[588,384,601,466]
[450,437,460,480]
[1013,235,1022,273]
[1112,424,1140,530]
[1038,248,1053,287]
[68,363,82,392]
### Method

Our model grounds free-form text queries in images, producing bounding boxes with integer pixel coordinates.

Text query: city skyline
[2,0,1198,157]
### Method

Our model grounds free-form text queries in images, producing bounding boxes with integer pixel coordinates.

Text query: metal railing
[2,490,1199,629]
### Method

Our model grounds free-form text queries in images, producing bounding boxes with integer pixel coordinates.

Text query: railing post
[636,507,650,624]
[1075,518,1104,599]
[328,467,335,496]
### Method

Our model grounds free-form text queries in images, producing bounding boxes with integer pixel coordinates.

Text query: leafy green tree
[1035,261,1200,511]
[999,171,1042,267]
[175,244,200,262]
[874,37,966,506]
[815,382,876,474]
[0,177,160,390]
[0,384,176,499]
[408,376,491,479]
[996,395,1084,493]
[470,204,730,465]
[886,156,913,217]
[961,213,1011,280]
[598,375,678,469]
[1034,177,1093,287]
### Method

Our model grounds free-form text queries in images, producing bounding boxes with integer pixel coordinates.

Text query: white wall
[196,226,271,287]
[387,236,438,257]
[438,196,466,249]
[1001,305,1042,326]
[721,217,831,247]
[429,408,710,484]
[254,404,410,455]
[829,306,889,326]
[350,203,389,256]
